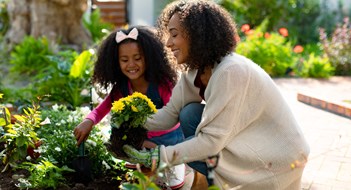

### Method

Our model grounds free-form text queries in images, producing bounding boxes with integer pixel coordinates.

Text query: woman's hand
[123,145,160,169]
[74,119,94,146]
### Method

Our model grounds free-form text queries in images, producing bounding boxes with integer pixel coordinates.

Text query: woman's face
[166,13,190,65]
[118,41,146,81]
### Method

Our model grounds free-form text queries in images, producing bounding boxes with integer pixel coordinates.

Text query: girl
[122,1,310,190]
[73,26,185,189]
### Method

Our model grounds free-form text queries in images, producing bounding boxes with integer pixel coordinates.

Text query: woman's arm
[146,71,202,131]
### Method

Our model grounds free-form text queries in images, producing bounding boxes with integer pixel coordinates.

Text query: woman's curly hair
[92,26,178,93]
[157,0,238,71]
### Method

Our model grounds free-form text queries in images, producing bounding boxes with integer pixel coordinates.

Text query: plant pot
[106,123,147,158]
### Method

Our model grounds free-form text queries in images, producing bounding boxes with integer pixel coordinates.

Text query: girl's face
[118,41,146,81]
[166,13,190,65]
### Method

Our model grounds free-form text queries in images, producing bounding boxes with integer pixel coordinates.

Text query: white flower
[40,117,51,125]
[54,147,61,152]
[67,115,73,123]
[26,156,31,161]
[60,119,66,124]
[52,104,59,111]
[80,106,91,115]
[86,139,96,147]
[102,160,111,170]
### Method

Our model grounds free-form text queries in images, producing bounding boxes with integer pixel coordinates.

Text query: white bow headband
[115,28,139,43]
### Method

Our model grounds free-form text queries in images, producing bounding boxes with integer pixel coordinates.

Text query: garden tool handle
[78,141,85,156]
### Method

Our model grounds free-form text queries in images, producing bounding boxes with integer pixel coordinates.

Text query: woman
[123,1,310,189]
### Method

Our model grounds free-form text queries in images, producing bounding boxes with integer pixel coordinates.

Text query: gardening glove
[123,145,160,168]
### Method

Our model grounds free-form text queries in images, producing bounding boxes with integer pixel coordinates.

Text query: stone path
[274,77,351,190]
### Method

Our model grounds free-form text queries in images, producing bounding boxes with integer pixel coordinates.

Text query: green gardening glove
[123,145,160,168]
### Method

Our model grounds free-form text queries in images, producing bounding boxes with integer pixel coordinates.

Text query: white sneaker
[164,164,186,189]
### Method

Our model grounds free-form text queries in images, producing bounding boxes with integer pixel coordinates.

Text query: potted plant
[105,92,157,158]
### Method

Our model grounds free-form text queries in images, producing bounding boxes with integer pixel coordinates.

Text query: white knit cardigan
[145,53,310,190]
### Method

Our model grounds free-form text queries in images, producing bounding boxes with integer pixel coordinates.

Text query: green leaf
[7,129,17,135]
[14,115,25,123]
[69,50,92,78]
[0,118,5,126]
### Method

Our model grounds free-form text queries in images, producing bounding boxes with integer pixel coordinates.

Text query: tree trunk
[6,0,92,50]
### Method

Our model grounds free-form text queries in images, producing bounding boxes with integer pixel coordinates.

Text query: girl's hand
[74,119,94,146]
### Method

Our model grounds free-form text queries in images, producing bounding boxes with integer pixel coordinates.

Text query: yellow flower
[0,93,3,99]
[131,105,138,112]
[110,92,158,128]
[148,101,157,113]
[111,101,125,112]
[132,92,147,100]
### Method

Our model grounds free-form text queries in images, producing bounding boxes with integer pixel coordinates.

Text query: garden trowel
[72,141,93,185]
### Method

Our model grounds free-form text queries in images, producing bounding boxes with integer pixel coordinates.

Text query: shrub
[9,36,53,76]
[219,0,295,31]
[34,50,94,108]
[236,21,295,77]
[0,0,9,36]
[16,160,74,189]
[297,53,334,78]
[82,8,114,43]
[0,100,42,171]
[38,105,114,176]
[320,17,351,76]
[283,0,321,44]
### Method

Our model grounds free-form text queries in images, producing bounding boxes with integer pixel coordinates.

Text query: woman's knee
[179,103,204,138]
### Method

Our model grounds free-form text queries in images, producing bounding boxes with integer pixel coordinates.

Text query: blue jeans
[148,126,184,146]
[179,103,211,183]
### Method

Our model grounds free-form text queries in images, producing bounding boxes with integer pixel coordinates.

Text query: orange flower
[245,29,254,36]
[293,45,304,53]
[241,24,250,32]
[264,32,271,38]
[278,27,288,37]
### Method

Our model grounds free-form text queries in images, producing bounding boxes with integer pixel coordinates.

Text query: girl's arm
[74,93,116,145]
[86,93,114,124]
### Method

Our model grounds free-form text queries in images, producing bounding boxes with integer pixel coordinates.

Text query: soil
[106,124,147,158]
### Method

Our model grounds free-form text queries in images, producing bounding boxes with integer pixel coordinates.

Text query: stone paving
[274,77,351,190]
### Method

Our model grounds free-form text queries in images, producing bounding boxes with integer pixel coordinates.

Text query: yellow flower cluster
[110,92,157,128]
[111,100,125,113]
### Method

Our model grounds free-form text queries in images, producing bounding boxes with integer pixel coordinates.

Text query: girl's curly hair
[92,26,178,93]
[157,0,238,71]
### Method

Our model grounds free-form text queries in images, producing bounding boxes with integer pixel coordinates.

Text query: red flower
[278,27,289,37]
[241,24,250,32]
[293,45,304,53]
[264,32,271,38]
